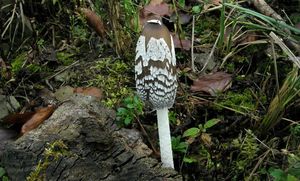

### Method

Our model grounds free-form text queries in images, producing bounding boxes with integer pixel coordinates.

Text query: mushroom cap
[135,20,177,109]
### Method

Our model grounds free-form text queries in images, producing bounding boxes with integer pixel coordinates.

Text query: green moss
[226,62,235,73]
[195,16,219,44]
[57,52,75,66]
[232,130,259,175]
[11,52,48,75]
[11,52,27,74]
[27,140,69,181]
[0,166,9,181]
[216,88,256,113]
[27,64,42,73]
[88,57,133,107]
[71,25,88,42]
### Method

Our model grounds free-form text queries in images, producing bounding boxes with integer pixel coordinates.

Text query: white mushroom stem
[156,108,174,168]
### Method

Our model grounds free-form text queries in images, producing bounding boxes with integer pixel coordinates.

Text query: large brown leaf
[21,105,56,135]
[172,33,191,50]
[139,0,172,27]
[191,72,232,96]
[79,8,106,39]
[74,87,103,99]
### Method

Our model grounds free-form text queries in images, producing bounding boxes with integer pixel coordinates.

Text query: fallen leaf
[3,112,35,125]
[171,33,191,50]
[203,0,221,11]
[79,8,106,39]
[170,12,191,25]
[21,105,56,135]
[201,133,212,147]
[139,1,172,27]
[191,72,232,96]
[74,87,103,99]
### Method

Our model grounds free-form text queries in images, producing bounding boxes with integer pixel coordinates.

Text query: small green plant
[168,111,178,125]
[215,89,256,114]
[0,167,9,181]
[11,52,27,74]
[172,135,188,154]
[37,39,45,51]
[182,118,221,138]
[116,96,143,127]
[89,58,132,107]
[269,168,299,181]
[11,52,44,75]
[26,140,69,181]
[291,124,300,138]
[232,130,259,173]
[123,0,139,32]
[259,68,300,132]
[56,52,75,66]
[178,119,221,165]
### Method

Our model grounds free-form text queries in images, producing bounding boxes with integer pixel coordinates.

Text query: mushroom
[135,18,177,168]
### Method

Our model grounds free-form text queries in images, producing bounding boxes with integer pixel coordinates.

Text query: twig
[46,60,79,80]
[135,117,160,156]
[249,0,283,21]
[247,149,271,181]
[191,15,195,72]
[245,129,274,154]
[200,33,220,72]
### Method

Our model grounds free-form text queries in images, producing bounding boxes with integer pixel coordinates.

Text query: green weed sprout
[116,96,143,127]
[182,118,221,138]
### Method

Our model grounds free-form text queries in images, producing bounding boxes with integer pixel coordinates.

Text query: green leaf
[172,136,188,153]
[269,168,287,181]
[124,97,132,105]
[183,156,197,163]
[204,118,221,130]
[192,5,201,14]
[287,174,298,181]
[183,127,200,138]
[2,176,9,181]
[126,103,135,109]
[178,0,185,8]
[0,167,5,177]
[117,108,128,116]
[124,117,132,126]
[133,96,139,104]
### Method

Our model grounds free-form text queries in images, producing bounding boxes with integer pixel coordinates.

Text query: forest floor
[0,0,300,180]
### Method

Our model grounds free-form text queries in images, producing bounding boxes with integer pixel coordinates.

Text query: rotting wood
[0,94,181,181]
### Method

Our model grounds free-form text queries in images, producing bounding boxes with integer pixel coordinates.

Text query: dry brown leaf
[212,0,221,5]
[203,0,221,11]
[21,105,56,135]
[201,133,212,147]
[172,33,191,50]
[139,1,172,27]
[170,12,191,25]
[191,72,232,96]
[3,112,35,125]
[74,87,103,99]
[79,8,106,38]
